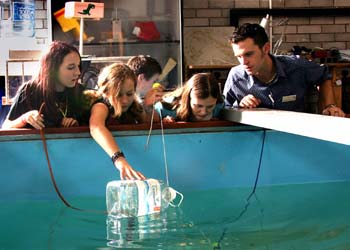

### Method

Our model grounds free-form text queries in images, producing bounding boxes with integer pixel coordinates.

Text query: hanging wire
[39,102,106,214]
[213,129,267,250]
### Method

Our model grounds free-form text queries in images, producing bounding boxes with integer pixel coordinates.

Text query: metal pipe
[269,0,273,54]
[79,0,85,55]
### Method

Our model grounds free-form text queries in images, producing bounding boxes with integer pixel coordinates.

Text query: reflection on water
[1,181,350,249]
[106,208,212,249]
[105,181,350,250]
[106,213,169,248]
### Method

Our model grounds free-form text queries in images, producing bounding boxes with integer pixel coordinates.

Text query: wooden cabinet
[327,63,350,113]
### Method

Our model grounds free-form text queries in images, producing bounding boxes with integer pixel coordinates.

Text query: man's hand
[239,94,261,108]
[322,105,345,117]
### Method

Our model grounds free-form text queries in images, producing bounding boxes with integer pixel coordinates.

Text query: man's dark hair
[231,23,269,48]
[127,55,162,80]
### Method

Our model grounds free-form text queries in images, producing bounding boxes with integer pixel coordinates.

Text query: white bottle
[106,179,183,219]
[11,0,35,37]
[0,0,12,37]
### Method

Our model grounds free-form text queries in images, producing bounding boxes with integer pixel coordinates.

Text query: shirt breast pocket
[273,89,305,111]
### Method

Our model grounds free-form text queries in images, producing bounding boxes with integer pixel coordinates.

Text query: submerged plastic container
[106,179,183,218]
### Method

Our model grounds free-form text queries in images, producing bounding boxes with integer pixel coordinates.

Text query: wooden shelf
[82,40,181,46]
[187,64,236,70]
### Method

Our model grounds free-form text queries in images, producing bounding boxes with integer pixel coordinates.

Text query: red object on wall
[133,21,160,41]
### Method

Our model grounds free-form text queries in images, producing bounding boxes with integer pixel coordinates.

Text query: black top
[93,96,144,125]
[7,81,89,128]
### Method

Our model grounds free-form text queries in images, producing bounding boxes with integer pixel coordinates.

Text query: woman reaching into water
[86,63,146,180]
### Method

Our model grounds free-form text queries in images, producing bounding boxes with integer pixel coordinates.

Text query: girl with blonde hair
[87,63,146,180]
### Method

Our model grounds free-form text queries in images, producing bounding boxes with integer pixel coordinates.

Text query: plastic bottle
[11,0,35,37]
[106,179,183,219]
[0,0,12,37]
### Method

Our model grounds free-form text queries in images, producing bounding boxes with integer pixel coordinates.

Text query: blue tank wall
[1,126,349,200]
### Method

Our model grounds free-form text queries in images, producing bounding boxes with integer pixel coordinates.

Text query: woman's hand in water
[61,117,79,127]
[114,157,146,180]
[22,110,45,129]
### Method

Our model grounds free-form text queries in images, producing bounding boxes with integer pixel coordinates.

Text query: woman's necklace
[56,97,68,118]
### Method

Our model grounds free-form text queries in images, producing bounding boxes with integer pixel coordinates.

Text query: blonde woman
[86,63,146,180]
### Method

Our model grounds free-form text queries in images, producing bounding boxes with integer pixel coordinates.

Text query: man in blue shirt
[223,23,345,117]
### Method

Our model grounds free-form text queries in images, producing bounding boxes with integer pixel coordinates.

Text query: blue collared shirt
[223,55,329,111]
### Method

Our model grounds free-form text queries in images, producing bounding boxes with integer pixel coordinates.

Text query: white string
[159,110,170,187]
[144,106,170,187]
[144,107,155,150]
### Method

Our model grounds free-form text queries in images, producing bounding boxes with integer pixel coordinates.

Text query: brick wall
[34,0,49,45]
[183,0,350,55]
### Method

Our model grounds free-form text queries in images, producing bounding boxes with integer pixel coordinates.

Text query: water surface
[1,181,350,250]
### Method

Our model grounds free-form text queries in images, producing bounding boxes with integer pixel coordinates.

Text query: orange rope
[38,103,106,214]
